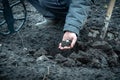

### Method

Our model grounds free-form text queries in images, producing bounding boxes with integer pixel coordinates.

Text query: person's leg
[28,0,70,20]
[28,0,56,20]
[40,0,70,20]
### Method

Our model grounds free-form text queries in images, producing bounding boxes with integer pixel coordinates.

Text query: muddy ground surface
[0,0,120,80]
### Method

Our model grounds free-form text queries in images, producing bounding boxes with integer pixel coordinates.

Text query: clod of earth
[61,40,72,47]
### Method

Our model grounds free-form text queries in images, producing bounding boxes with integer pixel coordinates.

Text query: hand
[58,31,77,50]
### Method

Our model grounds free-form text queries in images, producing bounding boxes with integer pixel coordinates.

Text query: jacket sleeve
[63,0,92,36]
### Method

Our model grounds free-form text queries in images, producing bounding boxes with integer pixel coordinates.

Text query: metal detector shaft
[100,0,116,39]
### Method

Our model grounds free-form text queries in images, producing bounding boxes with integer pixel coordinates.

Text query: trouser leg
[28,0,55,19]
[28,0,70,20]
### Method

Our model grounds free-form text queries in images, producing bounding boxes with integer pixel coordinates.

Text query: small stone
[36,55,49,62]
[0,44,2,47]
[23,48,28,51]
[61,40,72,47]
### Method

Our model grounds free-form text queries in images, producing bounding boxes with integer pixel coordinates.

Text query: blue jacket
[63,0,94,36]
[28,0,95,36]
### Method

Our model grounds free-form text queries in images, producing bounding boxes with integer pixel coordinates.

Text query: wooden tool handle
[106,0,116,19]
[100,0,116,39]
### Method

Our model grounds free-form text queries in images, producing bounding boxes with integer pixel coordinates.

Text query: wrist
[64,30,78,37]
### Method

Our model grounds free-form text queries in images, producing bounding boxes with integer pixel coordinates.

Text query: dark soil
[0,0,120,80]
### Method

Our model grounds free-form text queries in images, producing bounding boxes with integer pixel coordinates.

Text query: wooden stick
[100,0,116,39]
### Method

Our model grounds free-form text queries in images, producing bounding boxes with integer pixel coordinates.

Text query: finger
[62,46,71,49]
[58,43,62,49]
[60,46,71,50]
[70,38,77,48]
[58,43,64,49]
[58,43,71,50]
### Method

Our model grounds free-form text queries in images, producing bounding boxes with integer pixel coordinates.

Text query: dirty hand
[58,31,77,50]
